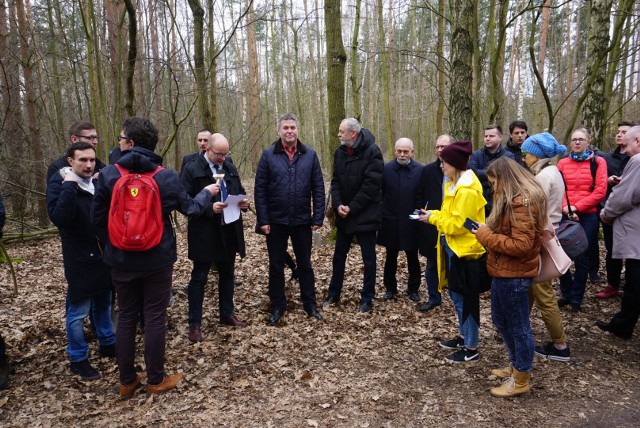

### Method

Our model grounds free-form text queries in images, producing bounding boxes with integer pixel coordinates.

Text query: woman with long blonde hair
[475,157,546,398]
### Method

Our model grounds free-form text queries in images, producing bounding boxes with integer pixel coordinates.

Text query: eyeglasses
[118,135,128,141]
[197,138,208,142]
[570,138,587,143]
[76,134,99,141]
[212,151,230,158]
[435,145,448,150]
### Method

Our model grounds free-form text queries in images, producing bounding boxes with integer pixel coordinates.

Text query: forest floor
[0,216,639,427]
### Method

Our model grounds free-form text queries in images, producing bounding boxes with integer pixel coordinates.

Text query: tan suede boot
[490,368,531,398]
[491,364,512,379]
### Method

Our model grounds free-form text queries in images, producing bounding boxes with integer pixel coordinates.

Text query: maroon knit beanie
[440,140,473,171]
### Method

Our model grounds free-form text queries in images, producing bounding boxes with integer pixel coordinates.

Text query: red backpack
[108,164,164,251]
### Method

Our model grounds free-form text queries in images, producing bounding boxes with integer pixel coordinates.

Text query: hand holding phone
[463,218,479,232]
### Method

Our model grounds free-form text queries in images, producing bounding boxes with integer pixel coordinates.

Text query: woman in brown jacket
[474,157,546,398]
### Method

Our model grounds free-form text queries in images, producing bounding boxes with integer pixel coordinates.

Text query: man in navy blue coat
[377,138,422,303]
[255,113,325,326]
[47,142,115,381]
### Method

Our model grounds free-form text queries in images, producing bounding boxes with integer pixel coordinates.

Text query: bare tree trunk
[123,0,137,116]
[603,0,634,130]
[325,0,346,166]
[349,0,362,122]
[15,0,47,225]
[377,0,393,156]
[207,0,217,131]
[488,0,509,125]
[1,0,27,219]
[579,0,614,149]
[245,0,261,168]
[435,0,446,136]
[188,0,212,129]
[449,0,474,141]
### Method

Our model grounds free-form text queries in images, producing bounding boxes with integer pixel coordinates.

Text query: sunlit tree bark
[325,0,346,165]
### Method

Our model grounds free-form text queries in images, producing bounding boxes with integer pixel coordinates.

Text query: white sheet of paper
[222,194,246,224]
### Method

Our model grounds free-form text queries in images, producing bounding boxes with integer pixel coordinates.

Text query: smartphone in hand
[463,218,479,232]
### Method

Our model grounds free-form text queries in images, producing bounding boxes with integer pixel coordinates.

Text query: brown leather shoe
[188,324,203,342]
[146,373,184,394]
[119,373,145,399]
[220,314,248,328]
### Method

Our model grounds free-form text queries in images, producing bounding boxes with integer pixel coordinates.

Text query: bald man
[181,133,250,342]
[377,138,423,303]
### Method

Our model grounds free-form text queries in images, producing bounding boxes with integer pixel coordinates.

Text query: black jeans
[112,266,173,386]
[188,257,235,325]
[327,229,377,303]
[266,223,317,311]
[608,259,640,336]
[383,249,420,294]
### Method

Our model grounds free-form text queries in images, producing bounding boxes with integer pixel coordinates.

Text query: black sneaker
[70,359,101,381]
[534,342,570,362]
[445,347,479,363]
[439,336,465,350]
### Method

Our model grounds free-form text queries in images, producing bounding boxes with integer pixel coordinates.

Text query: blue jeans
[449,290,478,348]
[425,257,441,305]
[491,278,534,373]
[327,229,377,303]
[559,212,599,306]
[66,291,115,362]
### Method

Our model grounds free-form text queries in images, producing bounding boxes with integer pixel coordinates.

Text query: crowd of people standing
[0,115,638,401]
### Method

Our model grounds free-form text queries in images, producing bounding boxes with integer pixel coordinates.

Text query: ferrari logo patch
[130,188,139,198]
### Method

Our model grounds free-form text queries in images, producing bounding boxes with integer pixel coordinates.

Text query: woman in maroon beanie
[418,141,487,363]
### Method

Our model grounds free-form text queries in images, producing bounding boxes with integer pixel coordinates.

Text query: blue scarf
[570,150,591,162]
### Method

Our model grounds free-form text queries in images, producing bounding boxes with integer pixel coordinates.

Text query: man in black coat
[47,142,115,381]
[46,121,107,183]
[323,118,383,313]
[180,128,211,173]
[254,113,325,326]
[378,138,422,303]
[181,133,250,342]
[416,135,453,312]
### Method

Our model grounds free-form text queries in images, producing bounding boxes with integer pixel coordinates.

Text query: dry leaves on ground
[0,214,639,427]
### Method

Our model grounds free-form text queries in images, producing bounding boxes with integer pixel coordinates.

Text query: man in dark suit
[180,129,211,173]
[378,138,422,303]
[181,133,250,342]
[416,134,453,312]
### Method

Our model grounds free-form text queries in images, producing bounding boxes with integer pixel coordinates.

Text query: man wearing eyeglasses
[46,121,107,183]
[180,128,212,173]
[181,133,250,341]
[416,134,454,313]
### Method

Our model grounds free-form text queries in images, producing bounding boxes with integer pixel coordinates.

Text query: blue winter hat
[522,132,566,159]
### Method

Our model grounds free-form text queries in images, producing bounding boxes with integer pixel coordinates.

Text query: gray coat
[601,153,640,260]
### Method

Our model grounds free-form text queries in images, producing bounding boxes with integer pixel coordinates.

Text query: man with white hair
[323,118,383,313]
[597,125,640,339]
[378,138,422,302]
